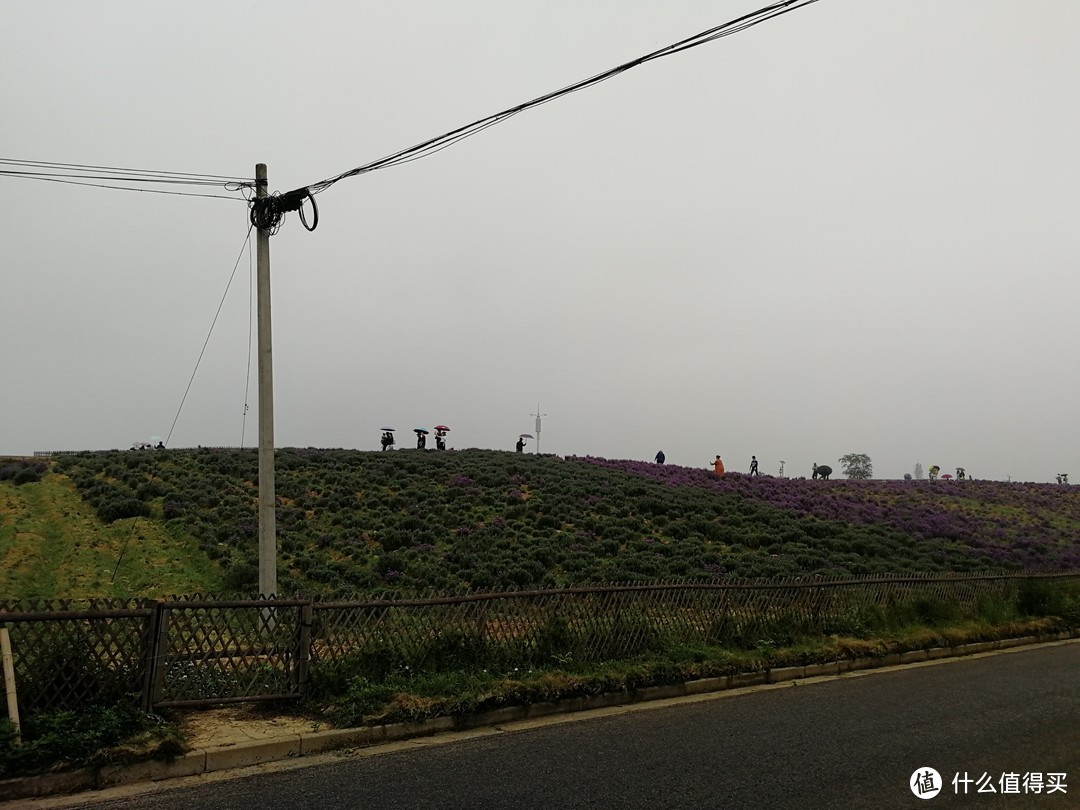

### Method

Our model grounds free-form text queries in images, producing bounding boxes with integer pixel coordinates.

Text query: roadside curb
[3,630,1076,802]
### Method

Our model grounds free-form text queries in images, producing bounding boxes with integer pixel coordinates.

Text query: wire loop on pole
[248,188,318,235]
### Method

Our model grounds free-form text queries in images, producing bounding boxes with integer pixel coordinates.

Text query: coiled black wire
[249,188,318,234]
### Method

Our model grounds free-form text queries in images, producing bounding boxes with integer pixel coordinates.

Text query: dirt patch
[178,706,323,750]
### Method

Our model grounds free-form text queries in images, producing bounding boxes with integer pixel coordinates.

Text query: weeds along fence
[1,572,1078,721]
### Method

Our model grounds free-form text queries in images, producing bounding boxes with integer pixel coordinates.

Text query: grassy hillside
[1,448,1070,599]
[0,465,221,600]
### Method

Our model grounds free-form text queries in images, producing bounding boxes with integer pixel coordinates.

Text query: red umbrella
[434,425,450,432]
[941,473,953,480]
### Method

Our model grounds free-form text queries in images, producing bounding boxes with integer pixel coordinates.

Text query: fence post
[294,598,313,696]
[1,625,21,745]
[140,602,161,713]
[143,604,171,712]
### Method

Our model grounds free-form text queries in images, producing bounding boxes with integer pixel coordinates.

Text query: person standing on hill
[516,437,525,453]
[712,455,725,477]
[654,450,666,464]
[749,455,759,476]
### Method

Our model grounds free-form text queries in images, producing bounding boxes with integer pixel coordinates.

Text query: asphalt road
[57,643,1080,810]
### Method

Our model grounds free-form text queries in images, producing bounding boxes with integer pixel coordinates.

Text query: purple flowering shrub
[572,456,1080,572]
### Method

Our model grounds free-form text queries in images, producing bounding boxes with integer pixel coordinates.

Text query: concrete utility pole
[255,163,277,598]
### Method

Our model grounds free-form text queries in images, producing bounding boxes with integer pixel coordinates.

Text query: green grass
[0,472,222,600]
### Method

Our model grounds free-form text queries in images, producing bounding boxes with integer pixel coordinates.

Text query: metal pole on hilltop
[531,403,547,455]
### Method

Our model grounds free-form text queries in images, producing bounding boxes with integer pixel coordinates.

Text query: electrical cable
[297,193,319,231]
[0,158,254,200]
[165,223,255,448]
[0,157,252,183]
[0,169,241,186]
[240,234,254,449]
[110,517,143,583]
[252,0,818,233]
[249,187,317,235]
[0,172,248,201]
[7,2,818,231]
[289,0,820,208]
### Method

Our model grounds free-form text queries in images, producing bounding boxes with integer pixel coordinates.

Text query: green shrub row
[0,460,47,486]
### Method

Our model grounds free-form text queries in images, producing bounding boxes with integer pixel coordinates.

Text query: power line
[0,172,249,201]
[1,169,241,187]
[289,0,820,207]
[0,157,254,200]
[0,157,253,183]
[255,0,819,233]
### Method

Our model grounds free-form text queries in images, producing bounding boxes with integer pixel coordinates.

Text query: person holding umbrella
[415,428,428,450]
[434,425,450,451]
[380,429,395,451]
[516,436,525,453]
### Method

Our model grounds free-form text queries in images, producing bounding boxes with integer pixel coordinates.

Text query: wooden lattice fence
[1,572,1076,721]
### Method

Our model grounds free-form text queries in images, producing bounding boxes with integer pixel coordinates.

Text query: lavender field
[578,456,1080,573]
[40,449,1080,596]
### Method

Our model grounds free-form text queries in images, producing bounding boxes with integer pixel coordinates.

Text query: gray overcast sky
[3,1,1078,482]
